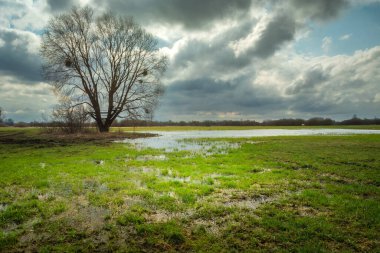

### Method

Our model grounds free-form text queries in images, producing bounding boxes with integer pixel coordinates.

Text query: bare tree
[52,94,90,134]
[41,7,167,132]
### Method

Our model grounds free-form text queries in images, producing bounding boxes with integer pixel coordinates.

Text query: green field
[0,127,379,252]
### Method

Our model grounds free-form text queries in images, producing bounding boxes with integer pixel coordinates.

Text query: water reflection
[122,129,380,152]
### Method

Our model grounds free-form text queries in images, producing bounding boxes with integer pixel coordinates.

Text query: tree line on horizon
[1,106,380,129]
[2,115,377,128]
[110,116,380,127]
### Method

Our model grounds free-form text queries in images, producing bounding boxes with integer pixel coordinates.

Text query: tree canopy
[41,7,167,132]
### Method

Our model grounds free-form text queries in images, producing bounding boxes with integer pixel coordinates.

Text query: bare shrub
[51,96,90,134]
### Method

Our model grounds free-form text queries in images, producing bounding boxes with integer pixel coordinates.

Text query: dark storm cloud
[289,98,335,113]
[285,65,342,113]
[289,0,349,21]
[286,65,329,95]
[93,0,252,29]
[154,8,299,119]
[286,47,380,116]
[167,13,296,84]
[157,77,286,118]
[165,19,257,83]
[171,38,249,76]
[93,0,350,29]
[46,0,77,12]
[169,78,234,95]
[0,29,42,82]
[248,14,297,59]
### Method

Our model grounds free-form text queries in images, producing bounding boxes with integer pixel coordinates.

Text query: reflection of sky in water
[122,129,380,151]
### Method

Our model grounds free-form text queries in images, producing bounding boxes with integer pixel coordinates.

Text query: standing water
[121,129,380,152]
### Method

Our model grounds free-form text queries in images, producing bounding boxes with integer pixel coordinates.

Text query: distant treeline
[111,116,380,127]
[1,116,380,128]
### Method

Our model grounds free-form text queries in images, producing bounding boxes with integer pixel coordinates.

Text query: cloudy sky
[0,0,380,122]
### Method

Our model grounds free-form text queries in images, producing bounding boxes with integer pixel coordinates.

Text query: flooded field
[1,128,379,252]
[123,128,380,151]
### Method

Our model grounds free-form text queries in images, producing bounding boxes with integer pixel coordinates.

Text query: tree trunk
[97,122,110,132]
[98,125,110,132]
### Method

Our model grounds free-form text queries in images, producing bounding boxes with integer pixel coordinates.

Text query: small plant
[161,168,169,176]
[203,177,215,185]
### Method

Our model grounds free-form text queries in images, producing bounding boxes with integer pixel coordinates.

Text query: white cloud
[0,28,42,81]
[0,0,51,31]
[374,93,380,102]
[339,34,352,40]
[0,77,57,121]
[282,46,380,115]
[230,12,270,57]
[322,36,332,54]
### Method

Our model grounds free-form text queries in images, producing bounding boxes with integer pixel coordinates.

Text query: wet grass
[0,128,379,252]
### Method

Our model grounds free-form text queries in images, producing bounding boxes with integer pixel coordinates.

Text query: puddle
[121,129,380,152]
[158,172,201,184]
[209,173,236,178]
[131,179,147,189]
[160,175,192,183]
[142,167,157,173]
[136,154,167,161]
[128,167,231,186]
[128,166,190,185]
[128,166,158,174]
[180,140,241,156]
[82,179,108,193]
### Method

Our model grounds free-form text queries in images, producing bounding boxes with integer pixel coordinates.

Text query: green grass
[0,128,379,252]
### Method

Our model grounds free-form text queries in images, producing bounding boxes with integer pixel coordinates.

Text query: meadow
[0,127,379,252]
